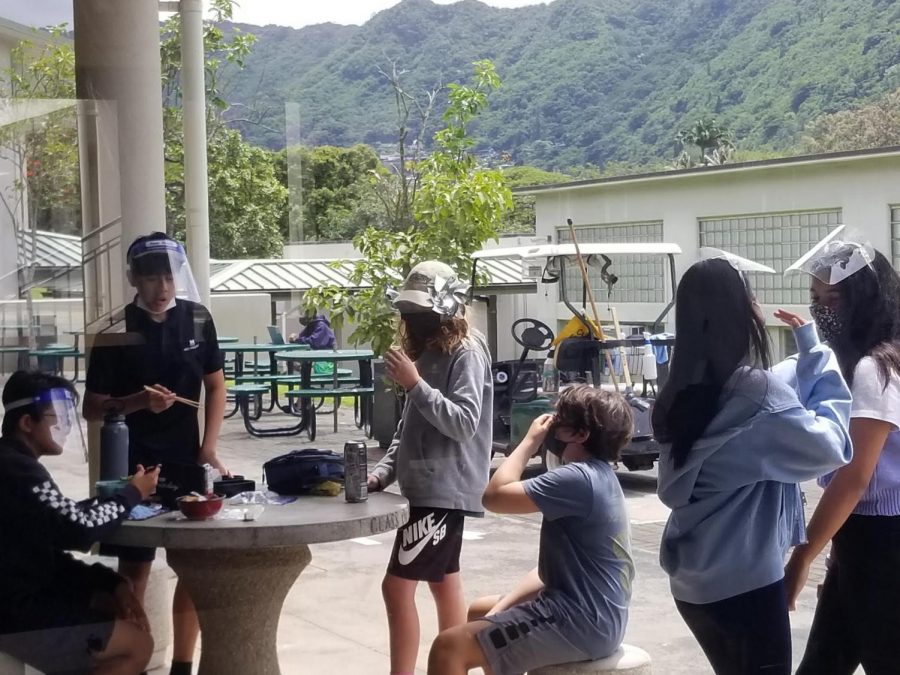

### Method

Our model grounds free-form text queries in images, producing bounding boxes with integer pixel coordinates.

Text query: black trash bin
[371,359,403,449]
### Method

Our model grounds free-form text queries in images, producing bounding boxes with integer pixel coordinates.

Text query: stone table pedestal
[167,545,312,675]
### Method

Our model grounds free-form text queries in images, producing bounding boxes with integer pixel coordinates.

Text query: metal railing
[81,216,126,334]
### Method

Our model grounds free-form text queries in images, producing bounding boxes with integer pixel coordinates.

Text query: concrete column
[74,0,167,488]
[74,0,167,288]
[181,0,212,306]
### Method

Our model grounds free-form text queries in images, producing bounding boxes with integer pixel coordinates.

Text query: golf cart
[471,241,681,471]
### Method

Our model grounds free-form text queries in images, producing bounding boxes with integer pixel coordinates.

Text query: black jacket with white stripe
[0,436,141,630]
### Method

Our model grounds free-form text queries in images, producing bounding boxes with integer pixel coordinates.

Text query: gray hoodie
[371,332,493,513]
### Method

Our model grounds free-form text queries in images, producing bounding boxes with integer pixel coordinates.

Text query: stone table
[105,492,409,675]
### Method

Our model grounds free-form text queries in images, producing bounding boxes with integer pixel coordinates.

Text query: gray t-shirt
[523,459,634,651]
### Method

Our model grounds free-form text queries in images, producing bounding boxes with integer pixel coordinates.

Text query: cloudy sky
[2,0,548,30]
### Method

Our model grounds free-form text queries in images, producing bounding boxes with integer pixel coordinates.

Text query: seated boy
[427,385,635,675]
[0,370,159,675]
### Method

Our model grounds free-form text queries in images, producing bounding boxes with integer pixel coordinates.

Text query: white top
[824,356,900,515]
[851,357,900,429]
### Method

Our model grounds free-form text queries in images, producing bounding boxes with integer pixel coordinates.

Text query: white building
[512,146,900,361]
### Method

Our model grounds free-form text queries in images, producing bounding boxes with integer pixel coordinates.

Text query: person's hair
[554,385,633,461]
[651,258,771,469]
[827,249,900,387]
[399,313,469,361]
[1,370,78,437]
[127,231,174,277]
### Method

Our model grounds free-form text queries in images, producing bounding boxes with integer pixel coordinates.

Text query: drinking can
[344,440,368,503]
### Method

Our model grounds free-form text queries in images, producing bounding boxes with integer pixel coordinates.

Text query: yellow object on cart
[552,315,602,346]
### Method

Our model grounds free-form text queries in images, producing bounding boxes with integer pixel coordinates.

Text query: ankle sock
[170,663,193,675]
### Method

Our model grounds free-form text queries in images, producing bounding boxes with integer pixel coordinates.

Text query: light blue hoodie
[657,323,853,604]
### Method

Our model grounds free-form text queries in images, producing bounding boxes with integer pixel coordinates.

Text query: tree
[274,144,383,242]
[0,27,79,237]
[204,128,285,258]
[802,88,900,153]
[673,116,735,168]
[303,61,513,356]
[0,26,79,355]
[160,0,286,258]
[502,165,573,234]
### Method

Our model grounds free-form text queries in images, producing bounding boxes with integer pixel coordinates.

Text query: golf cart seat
[556,336,603,387]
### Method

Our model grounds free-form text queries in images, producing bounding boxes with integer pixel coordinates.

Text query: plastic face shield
[699,247,776,274]
[784,225,875,285]
[4,387,86,458]
[127,237,201,304]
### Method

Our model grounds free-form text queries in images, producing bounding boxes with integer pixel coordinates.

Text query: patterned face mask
[809,302,844,342]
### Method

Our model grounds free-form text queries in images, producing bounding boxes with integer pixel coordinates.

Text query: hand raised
[129,464,160,500]
[526,414,555,443]
[385,347,420,391]
[144,384,176,413]
[774,309,807,329]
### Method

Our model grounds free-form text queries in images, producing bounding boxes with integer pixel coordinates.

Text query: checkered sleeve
[27,479,142,551]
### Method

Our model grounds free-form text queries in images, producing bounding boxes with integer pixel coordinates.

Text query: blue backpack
[262,449,344,495]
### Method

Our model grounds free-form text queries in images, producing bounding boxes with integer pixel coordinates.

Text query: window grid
[698,209,842,305]
[557,221,665,303]
[891,206,900,271]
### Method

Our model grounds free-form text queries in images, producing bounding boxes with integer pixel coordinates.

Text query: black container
[213,476,256,497]
[372,360,403,449]
[99,413,129,481]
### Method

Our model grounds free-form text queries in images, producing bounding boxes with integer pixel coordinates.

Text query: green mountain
[222,0,900,170]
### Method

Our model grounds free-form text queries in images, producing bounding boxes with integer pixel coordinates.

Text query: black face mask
[402,313,441,341]
[545,423,567,458]
[809,302,844,343]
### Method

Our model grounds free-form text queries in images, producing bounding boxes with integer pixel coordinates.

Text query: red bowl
[176,494,224,520]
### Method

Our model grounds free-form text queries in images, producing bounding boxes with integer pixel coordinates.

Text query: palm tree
[674,117,735,168]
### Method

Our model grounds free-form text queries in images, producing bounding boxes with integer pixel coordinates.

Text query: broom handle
[566,219,619,389]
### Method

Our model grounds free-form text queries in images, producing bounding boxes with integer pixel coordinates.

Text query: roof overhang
[473,242,682,260]
[514,145,900,196]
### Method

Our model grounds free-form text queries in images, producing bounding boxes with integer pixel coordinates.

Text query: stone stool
[528,644,652,675]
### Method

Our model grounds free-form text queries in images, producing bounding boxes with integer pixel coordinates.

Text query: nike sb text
[397,512,448,565]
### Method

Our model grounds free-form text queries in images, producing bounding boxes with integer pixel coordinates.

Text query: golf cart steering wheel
[511,318,554,352]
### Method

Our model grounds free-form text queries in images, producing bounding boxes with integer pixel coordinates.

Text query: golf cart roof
[472,243,682,260]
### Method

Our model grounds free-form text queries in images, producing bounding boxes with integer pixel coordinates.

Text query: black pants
[796,514,900,675]
[675,580,791,675]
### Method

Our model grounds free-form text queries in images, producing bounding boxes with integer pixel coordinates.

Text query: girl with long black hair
[783,232,900,674]
[653,255,852,675]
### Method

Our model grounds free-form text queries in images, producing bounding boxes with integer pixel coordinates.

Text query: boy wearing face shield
[427,385,635,675]
[0,370,159,674]
[83,232,228,675]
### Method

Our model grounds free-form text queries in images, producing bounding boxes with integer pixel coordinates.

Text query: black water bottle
[100,409,129,481]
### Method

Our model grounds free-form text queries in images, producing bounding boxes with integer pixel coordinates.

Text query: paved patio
[42,398,842,674]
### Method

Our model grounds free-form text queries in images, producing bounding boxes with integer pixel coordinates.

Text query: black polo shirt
[85,299,224,466]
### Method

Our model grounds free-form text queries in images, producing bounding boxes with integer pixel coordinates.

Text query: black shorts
[0,590,116,675]
[387,506,465,582]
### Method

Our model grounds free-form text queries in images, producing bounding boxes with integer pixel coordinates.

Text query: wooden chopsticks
[143,385,202,409]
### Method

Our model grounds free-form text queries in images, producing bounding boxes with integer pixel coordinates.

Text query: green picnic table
[221,342,309,416]
[239,349,376,440]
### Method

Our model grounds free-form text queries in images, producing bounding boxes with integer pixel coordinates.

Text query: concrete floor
[41,400,841,675]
